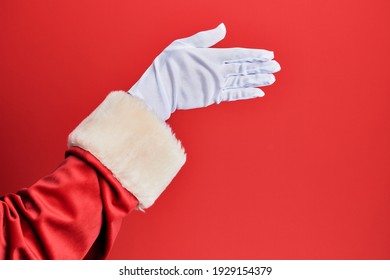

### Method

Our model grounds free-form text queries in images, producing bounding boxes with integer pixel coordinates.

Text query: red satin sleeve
[0,147,139,259]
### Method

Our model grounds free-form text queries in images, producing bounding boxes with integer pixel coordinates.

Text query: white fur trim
[68,91,186,209]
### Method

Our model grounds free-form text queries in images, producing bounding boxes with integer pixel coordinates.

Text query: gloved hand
[129,23,281,121]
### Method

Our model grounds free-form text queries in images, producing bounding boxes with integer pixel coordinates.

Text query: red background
[1,0,389,259]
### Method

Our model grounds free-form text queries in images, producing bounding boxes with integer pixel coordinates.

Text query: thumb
[171,23,226,48]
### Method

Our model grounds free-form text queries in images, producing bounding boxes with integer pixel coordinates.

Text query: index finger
[220,48,275,64]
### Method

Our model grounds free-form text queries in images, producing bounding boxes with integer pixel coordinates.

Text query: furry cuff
[68,91,186,209]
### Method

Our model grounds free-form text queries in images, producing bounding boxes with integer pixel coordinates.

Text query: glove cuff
[68,91,186,209]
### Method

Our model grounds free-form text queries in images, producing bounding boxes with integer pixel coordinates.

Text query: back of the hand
[129,23,281,121]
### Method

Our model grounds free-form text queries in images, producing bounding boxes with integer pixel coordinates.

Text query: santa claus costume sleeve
[0,91,186,259]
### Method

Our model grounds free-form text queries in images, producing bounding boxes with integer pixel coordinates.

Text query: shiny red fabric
[0,147,139,259]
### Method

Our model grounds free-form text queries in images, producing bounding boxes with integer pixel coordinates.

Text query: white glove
[129,23,281,121]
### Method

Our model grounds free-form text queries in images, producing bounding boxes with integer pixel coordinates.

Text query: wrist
[68,91,185,209]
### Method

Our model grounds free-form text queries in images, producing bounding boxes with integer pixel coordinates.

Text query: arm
[0,92,185,259]
[0,23,280,259]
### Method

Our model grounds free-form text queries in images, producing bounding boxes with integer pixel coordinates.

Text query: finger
[222,48,274,63]
[171,23,226,48]
[218,88,265,103]
[224,74,276,89]
[223,60,281,77]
